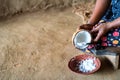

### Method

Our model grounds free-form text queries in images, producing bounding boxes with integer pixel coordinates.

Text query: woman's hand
[77,24,94,31]
[91,22,111,42]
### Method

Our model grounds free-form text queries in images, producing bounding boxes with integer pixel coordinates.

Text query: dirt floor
[0,8,120,80]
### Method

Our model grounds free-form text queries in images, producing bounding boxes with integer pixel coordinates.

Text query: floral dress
[87,0,120,52]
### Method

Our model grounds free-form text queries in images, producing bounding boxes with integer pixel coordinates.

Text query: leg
[87,28,120,70]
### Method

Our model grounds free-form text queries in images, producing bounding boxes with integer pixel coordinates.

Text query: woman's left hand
[91,22,111,42]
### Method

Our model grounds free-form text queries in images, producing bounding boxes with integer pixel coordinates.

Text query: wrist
[106,22,113,30]
[87,21,96,26]
[107,18,120,29]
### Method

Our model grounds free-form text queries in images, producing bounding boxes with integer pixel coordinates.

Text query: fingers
[78,24,93,31]
[91,25,99,33]
[79,24,87,30]
[94,30,103,42]
[91,24,103,42]
[76,25,84,31]
[76,26,80,31]
[76,25,83,31]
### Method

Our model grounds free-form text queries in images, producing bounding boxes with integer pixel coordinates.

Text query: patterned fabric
[102,0,120,21]
[87,28,120,51]
[86,0,120,53]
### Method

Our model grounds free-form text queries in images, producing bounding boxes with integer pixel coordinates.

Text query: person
[78,0,120,69]
[79,0,120,49]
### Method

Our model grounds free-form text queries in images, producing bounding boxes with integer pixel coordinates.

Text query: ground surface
[0,8,120,80]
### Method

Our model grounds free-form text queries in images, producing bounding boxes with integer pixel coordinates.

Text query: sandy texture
[0,8,81,80]
[72,0,95,23]
[0,0,95,17]
[0,0,72,16]
[0,8,120,80]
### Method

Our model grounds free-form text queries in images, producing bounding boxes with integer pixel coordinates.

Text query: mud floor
[0,0,96,16]
[0,8,120,80]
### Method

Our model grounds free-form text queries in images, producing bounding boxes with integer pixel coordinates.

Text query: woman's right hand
[77,24,94,31]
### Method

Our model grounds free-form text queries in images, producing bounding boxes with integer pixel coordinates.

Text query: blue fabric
[102,0,120,21]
